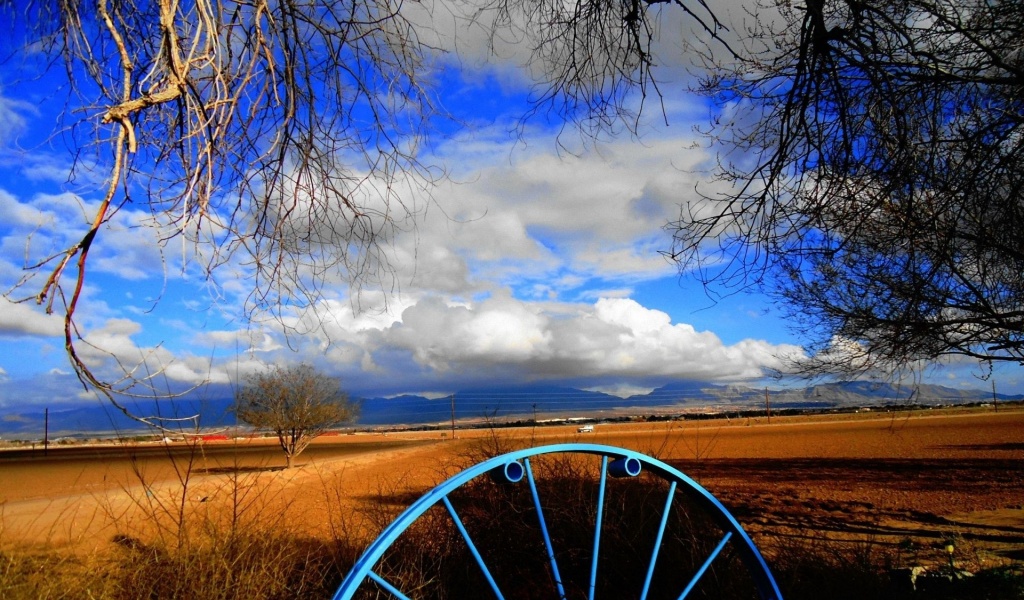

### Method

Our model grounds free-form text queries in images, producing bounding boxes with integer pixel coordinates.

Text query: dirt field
[2,407,1022,571]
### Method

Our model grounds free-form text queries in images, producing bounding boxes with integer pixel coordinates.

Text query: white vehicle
[577,425,594,433]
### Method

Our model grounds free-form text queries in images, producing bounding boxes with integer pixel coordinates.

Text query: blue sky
[1,3,1021,409]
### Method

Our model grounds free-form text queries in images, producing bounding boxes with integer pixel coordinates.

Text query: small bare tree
[235,364,358,469]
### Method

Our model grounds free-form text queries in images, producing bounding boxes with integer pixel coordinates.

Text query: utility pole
[44,407,49,456]
[450,394,456,439]
[992,378,998,413]
[764,388,771,424]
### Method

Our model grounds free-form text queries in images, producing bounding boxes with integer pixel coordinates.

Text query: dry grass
[0,439,365,599]
[2,412,1023,598]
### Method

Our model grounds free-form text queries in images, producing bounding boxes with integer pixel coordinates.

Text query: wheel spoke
[525,457,567,599]
[368,570,413,600]
[442,495,506,600]
[640,480,677,600]
[677,531,733,600]
[588,456,609,600]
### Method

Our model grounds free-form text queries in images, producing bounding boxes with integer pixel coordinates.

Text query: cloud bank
[0,10,810,408]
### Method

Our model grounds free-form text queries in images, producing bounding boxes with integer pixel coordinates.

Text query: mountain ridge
[0,380,1017,437]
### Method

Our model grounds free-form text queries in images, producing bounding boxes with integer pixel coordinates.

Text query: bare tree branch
[669,0,1024,375]
[5,0,448,396]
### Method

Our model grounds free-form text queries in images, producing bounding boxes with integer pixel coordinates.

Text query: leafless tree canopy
[4,0,735,401]
[475,0,730,136]
[667,0,1024,375]
[472,0,1024,375]
[235,363,357,468]
[14,0,1021,390]
[6,0,441,394]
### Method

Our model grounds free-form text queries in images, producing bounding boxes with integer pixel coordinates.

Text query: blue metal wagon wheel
[333,443,782,600]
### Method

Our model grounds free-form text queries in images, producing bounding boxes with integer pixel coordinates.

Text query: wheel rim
[333,443,782,600]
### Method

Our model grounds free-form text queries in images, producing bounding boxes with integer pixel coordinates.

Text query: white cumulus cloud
[374,295,801,386]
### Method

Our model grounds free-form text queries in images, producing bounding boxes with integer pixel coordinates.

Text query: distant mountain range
[0,380,1017,438]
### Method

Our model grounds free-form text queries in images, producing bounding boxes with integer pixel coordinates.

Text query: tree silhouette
[667,0,1024,376]
[4,0,442,401]
[235,364,357,469]
[2,0,731,405]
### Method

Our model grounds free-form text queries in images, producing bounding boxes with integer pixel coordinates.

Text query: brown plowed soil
[2,407,1022,569]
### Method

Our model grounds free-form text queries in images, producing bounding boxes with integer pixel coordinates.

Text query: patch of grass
[1,546,112,599]
[1,436,366,599]
[107,532,346,599]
